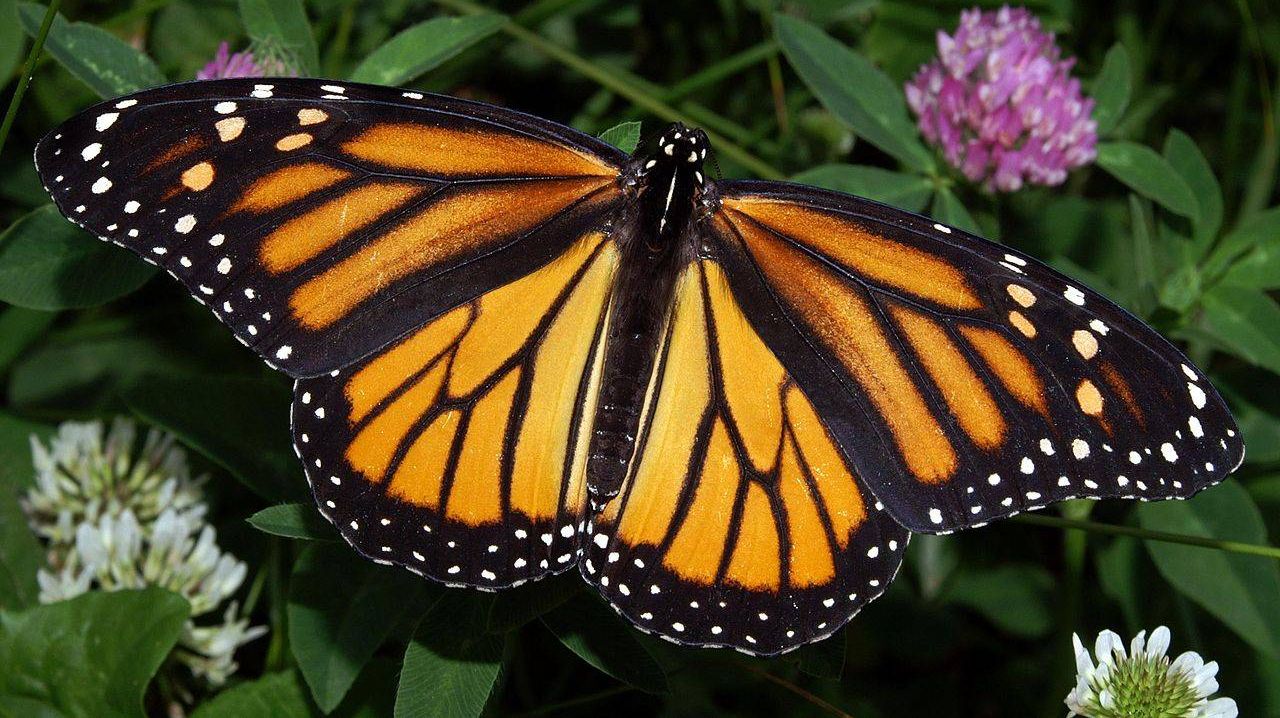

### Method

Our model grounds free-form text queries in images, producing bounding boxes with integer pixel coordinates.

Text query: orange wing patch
[598,260,871,592]
[721,210,958,484]
[343,123,618,178]
[335,231,617,527]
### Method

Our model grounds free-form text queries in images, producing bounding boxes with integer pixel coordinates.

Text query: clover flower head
[24,419,265,687]
[905,5,1098,192]
[1066,626,1238,718]
[197,41,266,80]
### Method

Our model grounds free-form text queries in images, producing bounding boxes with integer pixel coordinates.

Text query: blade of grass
[0,0,60,158]
[740,665,854,718]
[660,41,778,104]
[433,0,783,179]
[1013,513,1280,560]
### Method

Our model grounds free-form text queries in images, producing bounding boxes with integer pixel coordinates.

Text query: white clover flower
[1066,626,1237,718]
[23,418,264,688]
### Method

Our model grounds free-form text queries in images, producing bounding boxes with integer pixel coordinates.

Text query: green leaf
[1199,285,1280,376]
[791,164,932,212]
[775,14,933,172]
[1138,480,1280,657]
[349,14,504,86]
[942,565,1053,638]
[17,3,167,97]
[1090,44,1131,135]
[486,571,581,633]
[542,594,669,694]
[0,205,155,310]
[191,671,315,718]
[0,413,49,612]
[396,593,504,718]
[248,503,338,542]
[1163,129,1223,249]
[598,121,642,154]
[908,533,957,600]
[0,0,23,82]
[794,630,846,679]
[930,188,980,235]
[1156,263,1200,313]
[0,307,56,375]
[237,0,319,75]
[1095,537,1142,629]
[123,374,305,502]
[1235,399,1280,465]
[290,544,433,713]
[1205,205,1280,280]
[0,588,189,718]
[1096,141,1200,221]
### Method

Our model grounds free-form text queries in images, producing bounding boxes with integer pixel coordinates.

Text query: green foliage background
[1,0,1279,716]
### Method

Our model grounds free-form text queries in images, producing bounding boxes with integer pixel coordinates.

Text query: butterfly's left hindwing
[294,232,618,588]
[35,79,625,377]
[583,259,908,656]
[708,181,1245,534]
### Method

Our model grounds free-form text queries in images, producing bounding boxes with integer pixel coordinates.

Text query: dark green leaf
[791,164,932,212]
[930,188,980,235]
[1163,129,1223,249]
[0,307,56,375]
[0,0,23,82]
[908,533,957,600]
[775,15,933,172]
[290,544,433,713]
[396,593,504,718]
[1199,285,1280,376]
[0,413,49,612]
[349,15,505,86]
[122,374,306,502]
[237,0,319,75]
[942,565,1053,637]
[1096,536,1142,629]
[1156,263,1200,313]
[542,594,669,694]
[0,205,154,310]
[1096,141,1200,221]
[1235,399,1280,465]
[1217,209,1280,290]
[1139,480,1280,657]
[247,503,338,542]
[1204,206,1280,279]
[794,630,846,679]
[17,3,167,97]
[190,671,315,718]
[1090,44,1131,135]
[0,588,189,718]
[486,571,581,633]
[598,121,642,154]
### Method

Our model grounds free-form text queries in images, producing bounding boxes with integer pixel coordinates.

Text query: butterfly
[35,78,1244,656]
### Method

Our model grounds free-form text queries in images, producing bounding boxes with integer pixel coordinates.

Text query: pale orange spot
[215,117,245,141]
[1006,284,1036,308]
[1077,379,1104,416]
[1009,310,1037,338]
[181,161,214,191]
[445,369,520,526]
[297,108,328,126]
[276,133,313,151]
[1072,329,1099,359]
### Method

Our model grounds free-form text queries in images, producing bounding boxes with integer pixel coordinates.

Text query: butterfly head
[651,123,708,179]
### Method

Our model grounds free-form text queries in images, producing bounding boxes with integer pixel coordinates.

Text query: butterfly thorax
[586,124,710,506]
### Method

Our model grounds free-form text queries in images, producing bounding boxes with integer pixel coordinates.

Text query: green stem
[0,0,61,159]
[1012,513,1280,560]
[509,685,634,717]
[741,665,854,718]
[661,41,779,104]
[432,0,784,179]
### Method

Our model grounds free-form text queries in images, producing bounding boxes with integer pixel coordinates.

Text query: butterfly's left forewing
[35,79,625,377]
[708,181,1245,534]
[583,258,908,655]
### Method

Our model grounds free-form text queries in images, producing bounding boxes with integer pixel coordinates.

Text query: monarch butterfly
[35,78,1244,656]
